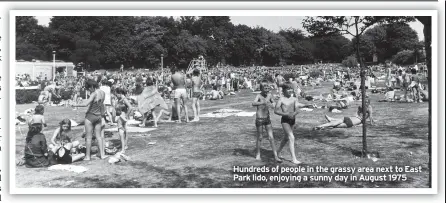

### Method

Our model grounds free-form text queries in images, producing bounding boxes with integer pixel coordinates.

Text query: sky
[35,16,425,40]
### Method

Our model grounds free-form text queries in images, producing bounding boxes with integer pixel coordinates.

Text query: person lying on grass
[314,99,375,130]
[206,85,224,100]
[274,82,308,165]
[49,118,85,164]
[252,80,282,163]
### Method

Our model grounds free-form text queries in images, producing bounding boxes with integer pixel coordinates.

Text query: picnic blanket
[105,126,157,133]
[200,108,256,118]
[48,164,88,173]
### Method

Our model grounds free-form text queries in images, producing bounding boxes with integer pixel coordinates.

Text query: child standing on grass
[115,104,128,153]
[274,82,307,164]
[252,80,282,162]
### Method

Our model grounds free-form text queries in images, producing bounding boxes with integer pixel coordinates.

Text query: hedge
[16,89,41,104]
[16,88,88,104]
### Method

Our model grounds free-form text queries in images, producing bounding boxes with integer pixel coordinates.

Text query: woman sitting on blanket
[314,99,375,130]
[138,77,170,127]
[49,119,85,164]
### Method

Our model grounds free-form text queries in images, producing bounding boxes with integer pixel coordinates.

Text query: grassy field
[14,83,430,188]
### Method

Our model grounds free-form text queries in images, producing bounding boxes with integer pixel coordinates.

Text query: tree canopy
[16,16,423,70]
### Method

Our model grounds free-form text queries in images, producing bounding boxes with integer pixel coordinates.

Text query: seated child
[23,123,51,168]
[27,105,47,129]
[49,119,85,164]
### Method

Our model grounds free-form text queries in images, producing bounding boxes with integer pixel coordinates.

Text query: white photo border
[9,9,438,195]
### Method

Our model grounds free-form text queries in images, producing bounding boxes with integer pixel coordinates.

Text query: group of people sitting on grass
[19,62,428,167]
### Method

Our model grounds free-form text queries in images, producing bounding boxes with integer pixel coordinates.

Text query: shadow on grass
[373,123,428,139]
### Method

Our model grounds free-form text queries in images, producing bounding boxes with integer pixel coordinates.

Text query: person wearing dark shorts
[281,116,296,126]
[343,117,355,128]
[274,83,308,165]
[253,80,281,162]
[255,115,271,127]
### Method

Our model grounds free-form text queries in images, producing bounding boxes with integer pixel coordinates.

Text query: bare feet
[255,154,261,160]
[139,124,146,127]
[274,157,283,163]
[292,160,302,164]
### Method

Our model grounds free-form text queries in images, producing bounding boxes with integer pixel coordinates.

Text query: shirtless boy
[252,80,281,162]
[171,67,189,123]
[274,83,307,164]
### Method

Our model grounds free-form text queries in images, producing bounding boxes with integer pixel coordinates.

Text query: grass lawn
[14,83,430,188]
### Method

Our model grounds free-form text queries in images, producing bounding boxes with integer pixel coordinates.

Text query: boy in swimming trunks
[252,80,281,162]
[274,83,307,164]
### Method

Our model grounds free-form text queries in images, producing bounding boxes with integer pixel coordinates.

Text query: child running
[252,80,281,162]
[274,83,307,164]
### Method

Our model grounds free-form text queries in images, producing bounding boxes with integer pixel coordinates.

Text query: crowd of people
[17,61,429,167]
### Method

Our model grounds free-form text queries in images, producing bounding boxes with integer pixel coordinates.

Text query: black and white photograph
[10,10,437,193]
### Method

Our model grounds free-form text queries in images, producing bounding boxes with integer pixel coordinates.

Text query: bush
[16,89,41,104]
[16,88,85,104]
[342,55,358,68]
[392,50,415,65]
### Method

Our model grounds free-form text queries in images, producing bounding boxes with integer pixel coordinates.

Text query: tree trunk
[415,16,431,188]
[354,17,368,156]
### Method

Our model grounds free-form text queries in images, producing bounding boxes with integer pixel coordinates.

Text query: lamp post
[52,51,56,81]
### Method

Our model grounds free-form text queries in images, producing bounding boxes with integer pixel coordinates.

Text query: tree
[358,23,420,63]
[414,16,431,187]
[303,16,414,156]
[16,16,53,61]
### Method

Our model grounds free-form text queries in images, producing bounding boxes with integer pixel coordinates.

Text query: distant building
[15,60,76,80]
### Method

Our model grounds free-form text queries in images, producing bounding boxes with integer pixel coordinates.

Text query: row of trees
[16,16,422,70]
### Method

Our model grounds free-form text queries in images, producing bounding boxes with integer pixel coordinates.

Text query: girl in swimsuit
[72,79,106,161]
